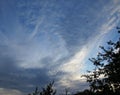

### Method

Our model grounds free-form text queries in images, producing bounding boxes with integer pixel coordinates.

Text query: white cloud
[0,0,120,92]
[60,47,87,73]
[0,88,25,95]
[28,16,45,40]
[53,44,91,89]
[54,5,120,87]
[99,17,116,35]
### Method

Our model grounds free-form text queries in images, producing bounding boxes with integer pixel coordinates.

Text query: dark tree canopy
[28,81,56,95]
[83,31,120,95]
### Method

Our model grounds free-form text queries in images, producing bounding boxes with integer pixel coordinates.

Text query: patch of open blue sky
[0,0,120,95]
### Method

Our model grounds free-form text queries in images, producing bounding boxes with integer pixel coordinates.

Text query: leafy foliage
[83,31,120,94]
[28,81,56,95]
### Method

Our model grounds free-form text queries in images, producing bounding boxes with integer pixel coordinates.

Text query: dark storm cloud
[0,48,52,92]
[0,64,52,92]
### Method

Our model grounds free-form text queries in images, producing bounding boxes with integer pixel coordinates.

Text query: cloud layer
[0,0,120,94]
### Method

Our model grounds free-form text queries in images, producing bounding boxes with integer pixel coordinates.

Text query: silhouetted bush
[28,81,56,95]
[83,30,120,95]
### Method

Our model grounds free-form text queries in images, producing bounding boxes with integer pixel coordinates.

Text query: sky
[0,0,120,95]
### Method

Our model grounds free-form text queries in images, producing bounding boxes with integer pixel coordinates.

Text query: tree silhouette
[40,81,56,95]
[83,31,120,94]
[28,81,56,95]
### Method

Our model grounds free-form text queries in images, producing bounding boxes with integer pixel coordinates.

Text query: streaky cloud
[0,0,120,94]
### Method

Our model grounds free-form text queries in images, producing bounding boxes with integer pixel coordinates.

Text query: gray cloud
[0,0,120,94]
[0,50,53,92]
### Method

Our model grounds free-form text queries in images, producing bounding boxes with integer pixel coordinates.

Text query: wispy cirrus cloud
[0,0,120,94]
[53,1,120,90]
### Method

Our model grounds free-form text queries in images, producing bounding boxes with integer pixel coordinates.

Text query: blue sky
[0,0,120,95]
